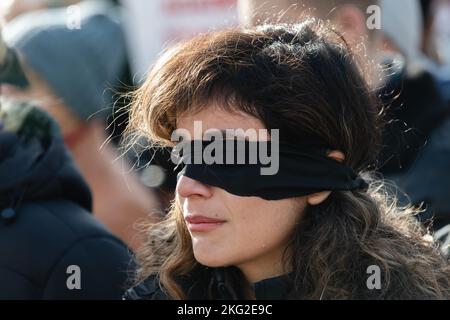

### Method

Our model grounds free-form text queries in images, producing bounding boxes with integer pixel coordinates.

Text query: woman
[124,20,450,299]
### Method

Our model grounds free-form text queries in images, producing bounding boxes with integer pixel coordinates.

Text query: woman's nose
[176,175,213,199]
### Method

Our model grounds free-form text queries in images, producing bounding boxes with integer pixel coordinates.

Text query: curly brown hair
[125,18,450,299]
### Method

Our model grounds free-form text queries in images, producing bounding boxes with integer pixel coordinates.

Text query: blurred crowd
[0,0,449,299]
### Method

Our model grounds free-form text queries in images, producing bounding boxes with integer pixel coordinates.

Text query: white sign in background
[121,0,238,82]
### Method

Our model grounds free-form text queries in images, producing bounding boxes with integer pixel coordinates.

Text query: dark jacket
[378,65,450,176]
[390,116,450,230]
[123,267,292,300]
[378,64,450,230]
[0,103,134,299]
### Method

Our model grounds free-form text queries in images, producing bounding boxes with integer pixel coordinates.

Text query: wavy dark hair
[125,19,450,299]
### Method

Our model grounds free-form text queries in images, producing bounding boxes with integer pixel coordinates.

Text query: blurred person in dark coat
[0,100,134,299]
[0,0,162,250]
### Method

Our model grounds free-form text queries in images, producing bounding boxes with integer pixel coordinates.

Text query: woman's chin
[193,247,231,268]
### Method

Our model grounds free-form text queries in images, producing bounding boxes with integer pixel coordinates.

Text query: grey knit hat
[3,0,127,121]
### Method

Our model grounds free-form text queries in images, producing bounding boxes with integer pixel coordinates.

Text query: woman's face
[0,64,81,134]
[176,106,307,283]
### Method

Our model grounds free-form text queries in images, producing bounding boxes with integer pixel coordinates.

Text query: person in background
[378,0,450,230]
[239,0,383,62]
[418,0,450,101]
[420,0,439,61]
[0,0,161,251]
[420,0,447,65]
[238,0,450,230]
[0,100,134,299]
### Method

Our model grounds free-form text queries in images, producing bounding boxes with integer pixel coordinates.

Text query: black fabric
[176,140,367,200]
[389,117,450,230]
[378,65,449,175]
[377,62,450,230]
[0,106,134,299]
[123,268,292,300]
[252,274,292,300]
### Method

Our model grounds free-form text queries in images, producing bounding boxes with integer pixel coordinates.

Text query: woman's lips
[185,215,226,232]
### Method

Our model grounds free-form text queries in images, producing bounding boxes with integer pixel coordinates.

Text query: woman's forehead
[176,106,266,133]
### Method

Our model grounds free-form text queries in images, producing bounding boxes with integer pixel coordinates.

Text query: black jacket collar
[0,103,92,212]
[123,268,293,300]
[252,274,292,300]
